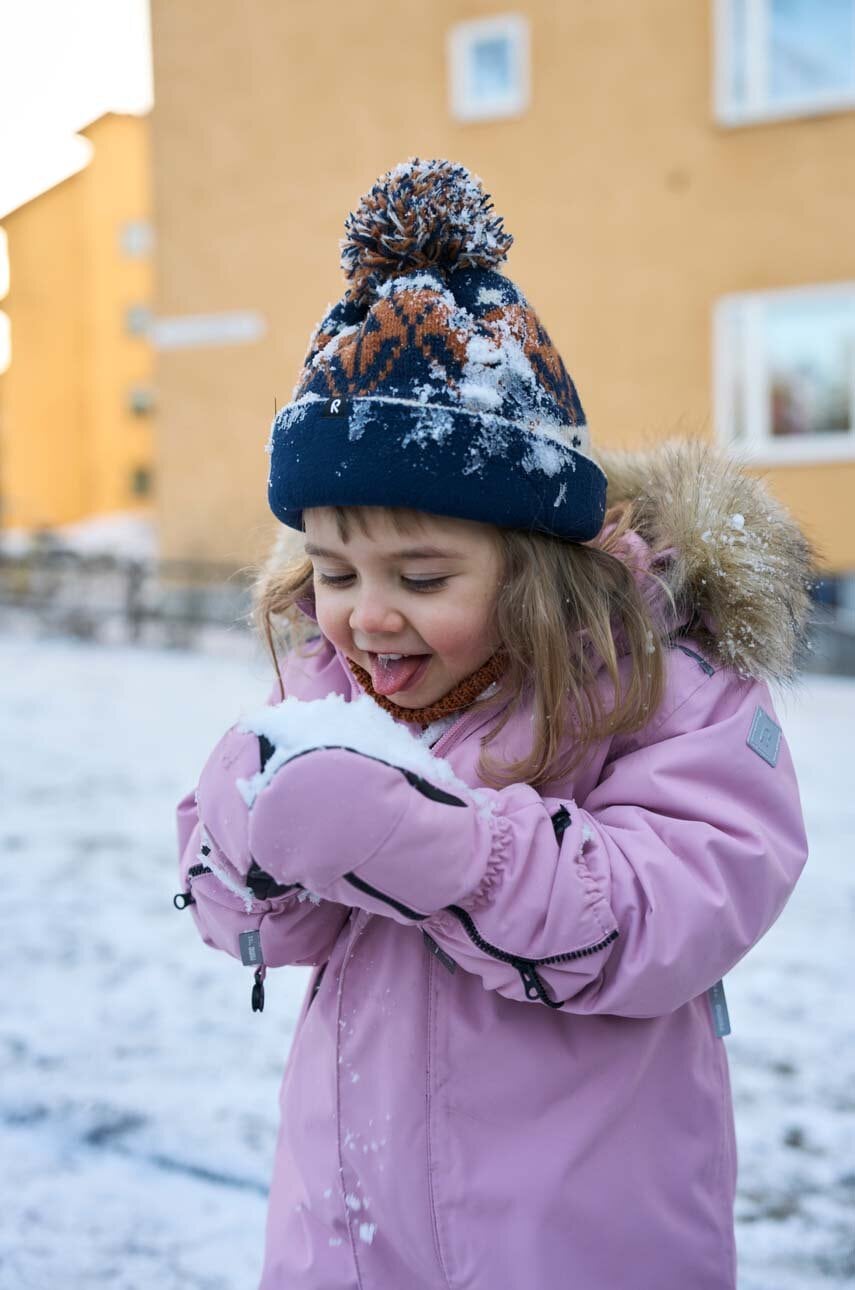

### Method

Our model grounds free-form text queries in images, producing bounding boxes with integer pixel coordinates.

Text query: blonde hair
[252,504,673,789]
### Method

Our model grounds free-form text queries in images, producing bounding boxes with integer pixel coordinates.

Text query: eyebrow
[304,544,462,560]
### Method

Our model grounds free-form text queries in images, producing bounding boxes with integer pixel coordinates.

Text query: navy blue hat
[266,158,607,541]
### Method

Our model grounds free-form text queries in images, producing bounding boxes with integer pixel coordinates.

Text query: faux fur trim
[256,437,817,688]
[593,437,816,686]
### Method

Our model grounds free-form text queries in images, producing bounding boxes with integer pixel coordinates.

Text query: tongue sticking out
[369,654,430,697]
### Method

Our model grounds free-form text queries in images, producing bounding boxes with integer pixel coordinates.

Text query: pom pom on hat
[340,157,514,306]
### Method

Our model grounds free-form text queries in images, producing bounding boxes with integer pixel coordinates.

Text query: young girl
[175,158,812,1290]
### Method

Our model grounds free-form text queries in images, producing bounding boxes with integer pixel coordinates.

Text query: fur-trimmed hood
[594,438,815,686]
[256,437,816,688]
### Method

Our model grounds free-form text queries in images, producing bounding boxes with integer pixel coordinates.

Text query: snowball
[237,692,495,819]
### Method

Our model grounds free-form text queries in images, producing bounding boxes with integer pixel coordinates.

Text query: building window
[447,14,530,122]
[130,465,152,497]
[0,227,9,300]
[715,0,855,125]
[0,310,10,375]
[128,385,155,416]
[125,304,152,337]
[119,220,154,258]
[714,283,855,463]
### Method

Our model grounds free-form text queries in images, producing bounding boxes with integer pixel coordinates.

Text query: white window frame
[714,281,855,465]
[714,0,855,126]
[447,14,530,123]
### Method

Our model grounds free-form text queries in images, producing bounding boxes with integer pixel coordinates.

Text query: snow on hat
[266,157,607,540]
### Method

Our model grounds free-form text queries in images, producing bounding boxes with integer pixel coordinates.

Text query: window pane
[0,310,10,375]
[130,466,152,497]
[128,386,155,416]
[470,36,512,99]
[770,0,855,100]
[767,295,855,436]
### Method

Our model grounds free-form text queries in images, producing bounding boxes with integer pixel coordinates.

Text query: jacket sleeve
[245,659,808,1015]
[175,686,351,969]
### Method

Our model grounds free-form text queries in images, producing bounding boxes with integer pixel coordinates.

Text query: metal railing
[0,547,256,647]
[2,545,854,673]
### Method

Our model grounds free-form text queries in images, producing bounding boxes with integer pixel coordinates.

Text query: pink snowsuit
[176,497,808,1289]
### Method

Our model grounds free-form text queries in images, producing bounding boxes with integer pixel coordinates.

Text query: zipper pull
[518,964,542,1001]
[251,965,266,1013]
[173,889,194,909]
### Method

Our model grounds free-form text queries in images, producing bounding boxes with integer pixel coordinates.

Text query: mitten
[238,693,499,913]
[192,723,296,907]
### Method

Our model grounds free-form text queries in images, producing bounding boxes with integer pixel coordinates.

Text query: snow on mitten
[238,694,498,913]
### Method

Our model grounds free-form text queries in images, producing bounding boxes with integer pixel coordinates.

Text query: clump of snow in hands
[236,693,495,818]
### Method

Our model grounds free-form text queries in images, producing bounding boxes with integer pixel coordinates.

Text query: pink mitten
[239,695,498,915]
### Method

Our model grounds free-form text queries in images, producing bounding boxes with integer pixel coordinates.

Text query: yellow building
[0,112,154,533]
[148,0,855,586]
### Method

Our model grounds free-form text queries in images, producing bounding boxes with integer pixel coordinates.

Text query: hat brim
[267,397,607,541]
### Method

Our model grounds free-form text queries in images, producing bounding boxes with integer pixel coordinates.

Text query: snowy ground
[0,628,852,1289]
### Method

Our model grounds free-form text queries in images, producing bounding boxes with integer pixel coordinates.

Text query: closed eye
[315,573,449,592]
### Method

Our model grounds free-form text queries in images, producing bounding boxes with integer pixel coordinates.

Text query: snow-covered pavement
[0,632,852,1288]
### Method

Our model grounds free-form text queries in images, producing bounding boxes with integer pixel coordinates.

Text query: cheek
[421,596,495,660]
[313,591,349,645]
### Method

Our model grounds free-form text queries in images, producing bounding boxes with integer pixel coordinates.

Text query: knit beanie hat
[266,158,607,541]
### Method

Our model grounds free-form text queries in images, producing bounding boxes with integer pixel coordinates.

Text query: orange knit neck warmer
[346,651,507,729]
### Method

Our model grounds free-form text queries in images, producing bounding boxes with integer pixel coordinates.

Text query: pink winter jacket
[175,444,811,1290]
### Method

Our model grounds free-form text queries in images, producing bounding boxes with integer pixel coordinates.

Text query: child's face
[304,507,504,709]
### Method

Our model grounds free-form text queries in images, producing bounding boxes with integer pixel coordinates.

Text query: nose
[349,589,406,640]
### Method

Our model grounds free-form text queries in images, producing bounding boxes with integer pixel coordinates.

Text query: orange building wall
[0,112,153,531]
[149,0,855,569]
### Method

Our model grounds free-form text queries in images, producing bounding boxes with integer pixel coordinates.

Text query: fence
[0,547,255,648]
[2,543,855,672]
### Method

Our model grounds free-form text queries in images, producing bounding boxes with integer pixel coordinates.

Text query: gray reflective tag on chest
[239,929,263,966]
[747,706,782,767]
[707,979,731,1037]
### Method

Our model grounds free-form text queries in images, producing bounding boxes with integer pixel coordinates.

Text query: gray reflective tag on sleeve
[239,929,264,967]
[747,706,782,767]
[707,979,731,1037]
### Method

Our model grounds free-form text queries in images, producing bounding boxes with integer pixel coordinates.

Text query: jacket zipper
[173,860,213,908]
[341,870,618,1008]
[345,708,620,1008]
[430,699,505,761]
